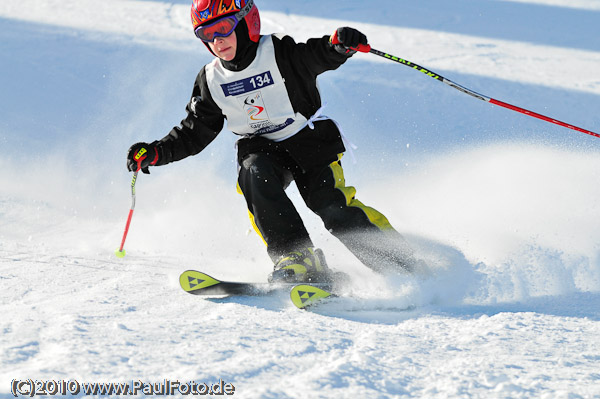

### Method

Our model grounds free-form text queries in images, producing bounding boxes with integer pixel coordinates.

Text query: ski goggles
[194,0,254,42]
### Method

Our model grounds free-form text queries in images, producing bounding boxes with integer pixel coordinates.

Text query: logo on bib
[238,91,273,130]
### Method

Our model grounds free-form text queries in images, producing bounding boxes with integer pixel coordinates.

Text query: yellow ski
[290,284,334,309]
[179,270,222,293]
[179,270,298,296]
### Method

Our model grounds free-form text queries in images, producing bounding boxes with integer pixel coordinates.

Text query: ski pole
[115,169,139,258]
[352,43,599,139]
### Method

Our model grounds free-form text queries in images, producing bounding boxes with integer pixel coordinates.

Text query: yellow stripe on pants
[237,181,268,246]
[329,154,395,231]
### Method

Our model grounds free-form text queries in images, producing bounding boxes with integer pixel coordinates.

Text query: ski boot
[268,247,333,284]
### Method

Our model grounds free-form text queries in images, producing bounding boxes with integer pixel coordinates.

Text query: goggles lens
[195,16,239,42]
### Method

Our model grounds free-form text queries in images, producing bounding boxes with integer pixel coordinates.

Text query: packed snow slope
[1,0,600,398]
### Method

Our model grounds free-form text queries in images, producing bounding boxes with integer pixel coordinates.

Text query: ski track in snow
[1,0,600,397]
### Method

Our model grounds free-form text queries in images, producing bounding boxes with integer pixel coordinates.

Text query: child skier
[126,0,414,283]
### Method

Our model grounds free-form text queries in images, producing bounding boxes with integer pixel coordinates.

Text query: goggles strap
[236,0,254,20]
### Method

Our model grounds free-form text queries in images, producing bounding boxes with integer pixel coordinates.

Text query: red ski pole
[349,43,599,139]
[115,169,139,258]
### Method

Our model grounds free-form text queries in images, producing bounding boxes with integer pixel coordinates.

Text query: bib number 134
[249,72,272,89]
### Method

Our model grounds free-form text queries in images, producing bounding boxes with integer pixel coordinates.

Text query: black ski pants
[237,149,413,273]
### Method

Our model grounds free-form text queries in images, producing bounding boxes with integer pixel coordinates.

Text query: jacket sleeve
[153,67,225,166]
[270,34,350,120]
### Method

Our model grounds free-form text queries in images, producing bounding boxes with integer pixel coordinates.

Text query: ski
[181,271,414,312]
[180,270,281,296]
[290,284,336,309]
[179,270,334,297]
[290,284,418,312]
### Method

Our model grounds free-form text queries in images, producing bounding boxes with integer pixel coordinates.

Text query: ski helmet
[191,0,260,43]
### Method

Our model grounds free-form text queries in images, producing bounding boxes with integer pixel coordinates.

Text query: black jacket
[153,33,350,171]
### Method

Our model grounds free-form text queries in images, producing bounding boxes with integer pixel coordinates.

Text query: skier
[126,0,414,283]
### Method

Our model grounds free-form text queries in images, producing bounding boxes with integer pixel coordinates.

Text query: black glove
[126,142,159,174]
[330,27,368,56]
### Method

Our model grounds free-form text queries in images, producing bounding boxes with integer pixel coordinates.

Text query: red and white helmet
[191,0,260,43]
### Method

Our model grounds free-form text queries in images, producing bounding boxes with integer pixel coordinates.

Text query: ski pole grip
[353,43,372,53]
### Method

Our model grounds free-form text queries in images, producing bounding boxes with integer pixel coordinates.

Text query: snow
[1,0,600,397]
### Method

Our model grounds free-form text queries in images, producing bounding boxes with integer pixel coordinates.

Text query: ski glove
[330,27,368,56]
[126,142,159,174]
